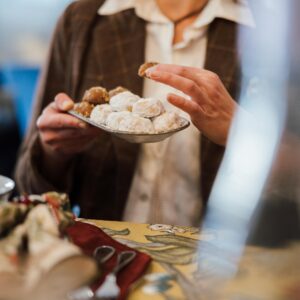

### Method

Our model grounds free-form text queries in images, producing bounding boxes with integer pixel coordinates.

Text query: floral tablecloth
[84,219,300,300]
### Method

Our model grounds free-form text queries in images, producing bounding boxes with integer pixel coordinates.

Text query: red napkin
[66,221,151,300]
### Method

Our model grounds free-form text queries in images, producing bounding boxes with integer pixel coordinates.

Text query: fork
[94,250,136,299]
[93,245,116,266]
[68,245,115,300]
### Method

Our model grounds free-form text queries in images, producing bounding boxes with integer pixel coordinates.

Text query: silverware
[68,249,136,300]
[93,245,116,265]
[95,250,136,299]
[68,245,115,300]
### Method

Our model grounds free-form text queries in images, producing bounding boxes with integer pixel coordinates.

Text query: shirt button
[140,193,149,202]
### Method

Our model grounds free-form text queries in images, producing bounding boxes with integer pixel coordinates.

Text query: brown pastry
[73,101,94,117]
[138,62,159,78]
[82,86,109,105]
[108,86,128,98]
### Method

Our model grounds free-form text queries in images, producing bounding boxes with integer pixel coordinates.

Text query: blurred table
[84,219,300,300]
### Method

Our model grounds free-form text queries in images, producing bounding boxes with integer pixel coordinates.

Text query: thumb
[54,93,74,112]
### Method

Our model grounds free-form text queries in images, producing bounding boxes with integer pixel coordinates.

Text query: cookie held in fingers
[82,87,109,105]
[138,62,159,78]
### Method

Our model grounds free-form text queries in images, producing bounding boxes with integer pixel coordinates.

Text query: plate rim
[0,175,15,195]
[68,110,190,137]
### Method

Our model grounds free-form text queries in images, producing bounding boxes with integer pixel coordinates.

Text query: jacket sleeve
[14,2,78,195]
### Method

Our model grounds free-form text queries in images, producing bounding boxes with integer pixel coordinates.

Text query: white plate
[0,175,15,201]
[68,110,190,143]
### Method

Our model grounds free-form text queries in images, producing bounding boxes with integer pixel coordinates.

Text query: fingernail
[79,122,87,128]
[62,100,73,111]
[145,66,158,78]
[146,70,160,79]
[36,116,42,127]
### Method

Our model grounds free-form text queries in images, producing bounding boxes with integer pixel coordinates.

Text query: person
[14,0,254,226]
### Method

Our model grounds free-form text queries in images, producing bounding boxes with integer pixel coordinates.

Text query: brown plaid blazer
[15,0,242,220]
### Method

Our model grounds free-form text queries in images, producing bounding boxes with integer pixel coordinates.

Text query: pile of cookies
[73,63,185,134]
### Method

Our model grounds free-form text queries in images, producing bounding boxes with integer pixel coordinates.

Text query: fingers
[145,64,236,145]
[37,112,86,130]
[44,135,95,154]
[41,127,99,144]
[147,64,203,79]
[39,125,102,156]
[54,93,74,112]
[167,93,202,116]
[41,129,91,145]
[147,70,206,102]
[37,93,85,130]
[37,93,103,155]
[146,64,218,85]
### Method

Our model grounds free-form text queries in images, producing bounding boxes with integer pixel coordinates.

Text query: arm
[14,3,97,194]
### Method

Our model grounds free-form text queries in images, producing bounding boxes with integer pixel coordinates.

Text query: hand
[37,93,100,157]
[146,64,238,146]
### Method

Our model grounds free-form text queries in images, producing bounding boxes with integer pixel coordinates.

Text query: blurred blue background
[0,0,72,177]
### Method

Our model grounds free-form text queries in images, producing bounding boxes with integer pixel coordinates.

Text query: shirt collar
[98,0,255,28]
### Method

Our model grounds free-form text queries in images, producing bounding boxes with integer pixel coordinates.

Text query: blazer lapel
[70,6,146,98]
[93,10,146,95]
[68,0,106,98]
[204,18,241,96]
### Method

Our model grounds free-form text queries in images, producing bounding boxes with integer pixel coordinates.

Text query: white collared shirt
[99,0,254,226]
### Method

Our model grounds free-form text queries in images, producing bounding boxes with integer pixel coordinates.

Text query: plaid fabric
[15,0,243,220]
[201,17,241,205]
